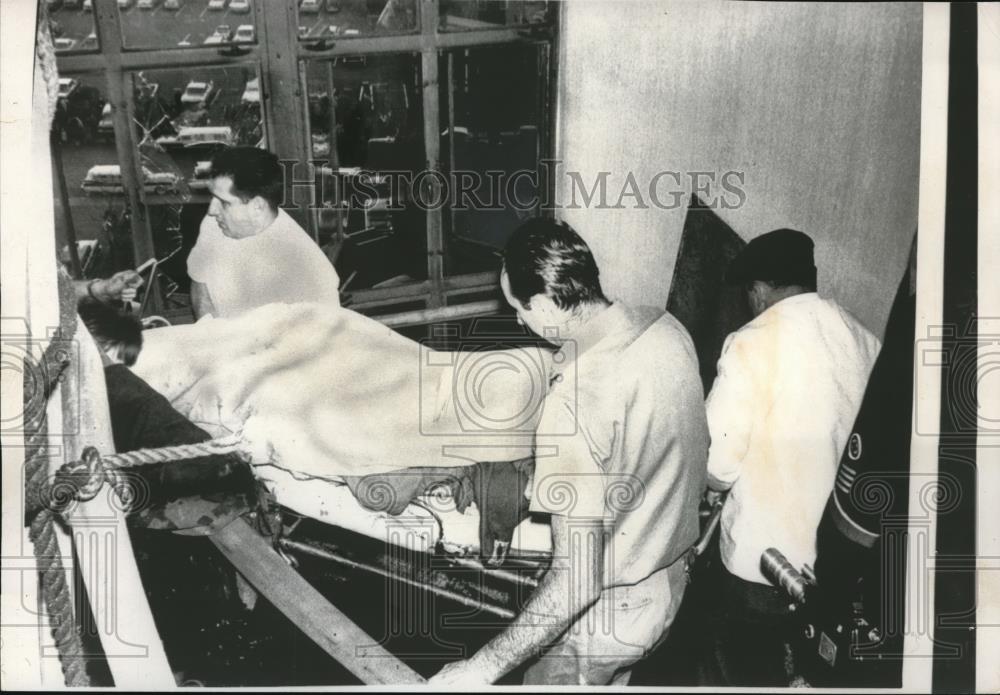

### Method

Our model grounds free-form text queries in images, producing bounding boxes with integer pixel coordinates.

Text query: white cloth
[187,209,341,317]
[131,302,549,478]
[706,292,880,585]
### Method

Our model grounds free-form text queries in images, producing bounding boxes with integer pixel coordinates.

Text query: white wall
[555,0,922,337]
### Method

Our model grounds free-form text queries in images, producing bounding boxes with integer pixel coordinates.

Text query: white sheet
[131,301,555,552]
[133,302,550,477]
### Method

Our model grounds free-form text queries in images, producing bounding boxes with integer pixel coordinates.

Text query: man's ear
[747,281,769,315]
[529,293,560,322]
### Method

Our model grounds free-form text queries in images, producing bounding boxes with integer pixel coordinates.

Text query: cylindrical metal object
[761,547,808,604]
[278,538,516,619]
[445,555,539,588]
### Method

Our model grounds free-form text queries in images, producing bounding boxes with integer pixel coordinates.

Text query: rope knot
[48,447,111,512]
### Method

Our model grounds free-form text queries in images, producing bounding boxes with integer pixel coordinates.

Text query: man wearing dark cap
[704,228,881,686]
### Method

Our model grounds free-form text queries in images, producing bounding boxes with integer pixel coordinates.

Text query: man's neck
[762,286,813,312]
[557,300,612,343]
[258,208,279,232]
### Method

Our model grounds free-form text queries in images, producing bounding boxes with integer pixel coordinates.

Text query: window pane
[120,0,258,50]
[305,54,426,291]
[133,65,265,203]
[439,0,551,31]
[297,0,417,40]
[143,203,197,317]
[440,44,543,277]
[48,1,100,54]
[51,73,128,279]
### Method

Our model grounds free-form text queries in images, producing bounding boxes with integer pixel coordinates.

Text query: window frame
[53,0,559,326]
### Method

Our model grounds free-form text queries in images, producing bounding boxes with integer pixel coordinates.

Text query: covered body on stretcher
[132,301,556,557]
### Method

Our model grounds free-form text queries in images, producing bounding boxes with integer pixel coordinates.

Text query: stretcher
[257,463,552,555]
[131,301,557,558]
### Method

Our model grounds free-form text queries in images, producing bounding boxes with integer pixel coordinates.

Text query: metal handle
[761,547,808,604]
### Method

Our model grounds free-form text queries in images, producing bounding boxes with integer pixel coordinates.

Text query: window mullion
[421,0,443,309]
[261,0,310,230]
[94,0,159,309]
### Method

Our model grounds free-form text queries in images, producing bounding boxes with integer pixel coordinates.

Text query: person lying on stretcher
[76,298,257,523]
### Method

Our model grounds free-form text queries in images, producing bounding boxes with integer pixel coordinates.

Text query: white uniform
[706,292,880,584]
[187,209,340,318]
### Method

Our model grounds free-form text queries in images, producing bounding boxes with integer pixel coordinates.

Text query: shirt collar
[760,291,818,315]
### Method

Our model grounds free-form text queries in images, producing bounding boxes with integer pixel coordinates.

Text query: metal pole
[278,537,516,620]
[50,132,83,278]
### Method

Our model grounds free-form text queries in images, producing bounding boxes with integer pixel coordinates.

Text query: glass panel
[297,0,417,41]
[120,0,258,50]
[132,65,265,204]
[440,44,543,277]
[142,203,196,317]
[305,54,426,291]
[439,0,551,32]
[51,72,128,279]
[48,0,100,54]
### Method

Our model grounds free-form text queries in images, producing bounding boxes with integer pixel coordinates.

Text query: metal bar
[51,28,546,74]
[50,134,83,278]
[692,500,725,558]
[441,284,500,299]
[292,28,540,61]
[445,556,539,588]
[443,269,500,289]
[324,60,346,242]
[421,0,444,310]
[121,71,164,312]
[446,50,456,249]
[349,279,433,304]
[260,0,310,230]
[377,300,501,328]
[213,521,424,684]
[93,0,157,277]
[546,3,562,218]
[278,538,516,620]
[56,45,265,73]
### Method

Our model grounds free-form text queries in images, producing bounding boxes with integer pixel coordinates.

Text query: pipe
[278,538,516,620]
[692,500,725,558]
[445,555,539,588]
[376,300,501,328]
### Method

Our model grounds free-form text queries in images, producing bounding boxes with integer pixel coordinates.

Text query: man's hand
[102,270,144,303]
[427,659,493,687]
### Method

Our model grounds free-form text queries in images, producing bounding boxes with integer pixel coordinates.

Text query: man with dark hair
[187,146,341,319]
[430,218,709,685]
[704,228,881,686]
[77,297,144,366]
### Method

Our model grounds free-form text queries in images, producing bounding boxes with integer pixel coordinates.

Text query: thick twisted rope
[22,269,91,685]
[43,436,244,514]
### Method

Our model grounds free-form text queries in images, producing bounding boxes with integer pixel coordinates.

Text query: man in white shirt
[704,228,880,686]
[429,218,709,686]
[187,147,341,320]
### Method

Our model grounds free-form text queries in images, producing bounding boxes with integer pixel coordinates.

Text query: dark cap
[725,228,817,287]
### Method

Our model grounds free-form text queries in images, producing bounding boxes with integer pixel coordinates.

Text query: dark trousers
[709,564,796,687]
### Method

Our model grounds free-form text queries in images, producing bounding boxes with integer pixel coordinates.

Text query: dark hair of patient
[502,217,608,311]
[209,146,284,211]
[77,298,143,367]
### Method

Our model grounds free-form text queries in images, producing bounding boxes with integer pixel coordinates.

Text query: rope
[22,268,91,685]
[42,436,244,515]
